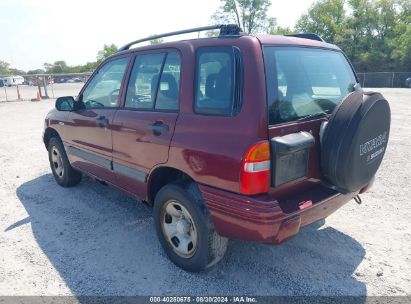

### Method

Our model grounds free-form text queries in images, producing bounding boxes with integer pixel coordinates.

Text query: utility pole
[37,77,42,99]
[42,76,49,98]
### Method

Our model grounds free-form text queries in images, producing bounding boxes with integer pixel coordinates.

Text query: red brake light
[240,141,271,195]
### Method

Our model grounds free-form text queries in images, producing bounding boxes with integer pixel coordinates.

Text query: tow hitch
[354,195,362,205]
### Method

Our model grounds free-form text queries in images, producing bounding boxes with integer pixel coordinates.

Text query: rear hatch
[262,45,359,210]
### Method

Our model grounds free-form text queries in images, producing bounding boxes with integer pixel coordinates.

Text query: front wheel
[48,137,82,187]
[153,183,228,272]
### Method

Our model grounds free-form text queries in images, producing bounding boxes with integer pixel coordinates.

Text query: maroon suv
[43,25,391,271]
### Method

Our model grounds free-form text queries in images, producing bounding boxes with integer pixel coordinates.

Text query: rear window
[264,47,358,125]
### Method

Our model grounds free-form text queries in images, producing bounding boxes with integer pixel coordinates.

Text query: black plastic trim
[112,162,147,183]
[286,33,325,42]
[68,146,112,170]
[270,132,315,187]
[68,146,148,183]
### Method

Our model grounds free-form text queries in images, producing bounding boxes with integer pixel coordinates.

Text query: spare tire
[321,91,391,193]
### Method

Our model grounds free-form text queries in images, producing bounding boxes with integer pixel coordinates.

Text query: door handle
[148,122,169,135]
[96,116,109,128]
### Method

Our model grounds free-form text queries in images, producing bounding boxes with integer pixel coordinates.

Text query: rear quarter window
[194,47,242,116]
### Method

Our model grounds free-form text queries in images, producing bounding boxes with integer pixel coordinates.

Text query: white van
[1,76,24,86]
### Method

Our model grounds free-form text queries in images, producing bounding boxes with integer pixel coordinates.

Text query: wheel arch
[43,127,62,149]
[147,166,194,206]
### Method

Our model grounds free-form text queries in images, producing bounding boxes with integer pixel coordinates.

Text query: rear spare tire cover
[321,91,391,193]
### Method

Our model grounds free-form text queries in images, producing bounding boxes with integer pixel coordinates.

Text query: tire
[153,183,228,272]
[48,137,82,187]
[321,91,390,193]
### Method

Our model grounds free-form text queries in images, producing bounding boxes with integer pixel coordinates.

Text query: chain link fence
[357,72,411,88]
[1,71,410,103]
[0,73,92,102]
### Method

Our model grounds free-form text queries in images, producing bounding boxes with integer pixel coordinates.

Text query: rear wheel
[153,183,228,272]
[48,137,82,187]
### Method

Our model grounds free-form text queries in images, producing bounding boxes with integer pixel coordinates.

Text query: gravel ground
[0,88,410,296]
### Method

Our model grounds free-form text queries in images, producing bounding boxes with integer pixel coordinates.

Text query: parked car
[43,25,391,272]
[66,77,82,83]
[406,77,411,88]
[1,75,24,86]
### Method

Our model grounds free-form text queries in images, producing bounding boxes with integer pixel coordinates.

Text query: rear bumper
[200,184,356,244]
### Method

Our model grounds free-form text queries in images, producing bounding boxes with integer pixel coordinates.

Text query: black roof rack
[118,24,243,52]
[285,33,325,42]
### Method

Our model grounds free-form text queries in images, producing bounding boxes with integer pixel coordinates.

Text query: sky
[0,0,316,71]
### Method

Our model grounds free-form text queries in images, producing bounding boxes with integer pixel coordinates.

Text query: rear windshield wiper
[297,112,330,122]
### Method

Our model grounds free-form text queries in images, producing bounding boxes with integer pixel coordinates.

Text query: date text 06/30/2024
[149,296,257,303]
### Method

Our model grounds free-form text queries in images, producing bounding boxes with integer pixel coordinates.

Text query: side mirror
[55,96,75,111]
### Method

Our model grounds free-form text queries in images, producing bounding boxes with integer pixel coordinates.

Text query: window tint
[125,52,181,111]
[81,57,129,109]
[155,53,181,111]
[264,47,357,125]
[195,48,238,115]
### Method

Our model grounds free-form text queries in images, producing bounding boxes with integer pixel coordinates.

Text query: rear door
[263,46,358,199]
[111,50,181,198]
[65,56,130,184]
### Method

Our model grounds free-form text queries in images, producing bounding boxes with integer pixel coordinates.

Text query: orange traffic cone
[32,91,41,102]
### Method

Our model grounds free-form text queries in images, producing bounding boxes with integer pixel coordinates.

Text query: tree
[390,23,411,68]
[97,44,118,62]
[27,69,45,75]
[295,0,411,71]
[270,26,294,35]
[295,0,346,43]
[43,61,70,74]
[211,0,276,34]
[76,61,99,73]
[0,60,11,75]
[0,60,26,75]
[9,68,26,75]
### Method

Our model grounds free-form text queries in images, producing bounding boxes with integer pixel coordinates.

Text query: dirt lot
[0,88,410,296]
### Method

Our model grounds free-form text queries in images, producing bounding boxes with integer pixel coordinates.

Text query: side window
[81,57,129,109]
[125,52,180,111]
[194,47,242,116]
[125,53,165,109]
[155,53,181,111]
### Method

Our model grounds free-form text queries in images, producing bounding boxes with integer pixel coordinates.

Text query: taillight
[240,141,271,195]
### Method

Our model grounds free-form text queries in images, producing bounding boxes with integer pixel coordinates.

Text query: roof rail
[286,33,325,42]
[118,24,243,52]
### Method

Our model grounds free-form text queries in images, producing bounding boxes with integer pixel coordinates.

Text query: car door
[111,51,181,198]
[65,55,130,184]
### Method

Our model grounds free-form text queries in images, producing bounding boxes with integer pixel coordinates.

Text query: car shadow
[14,174,366,297]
